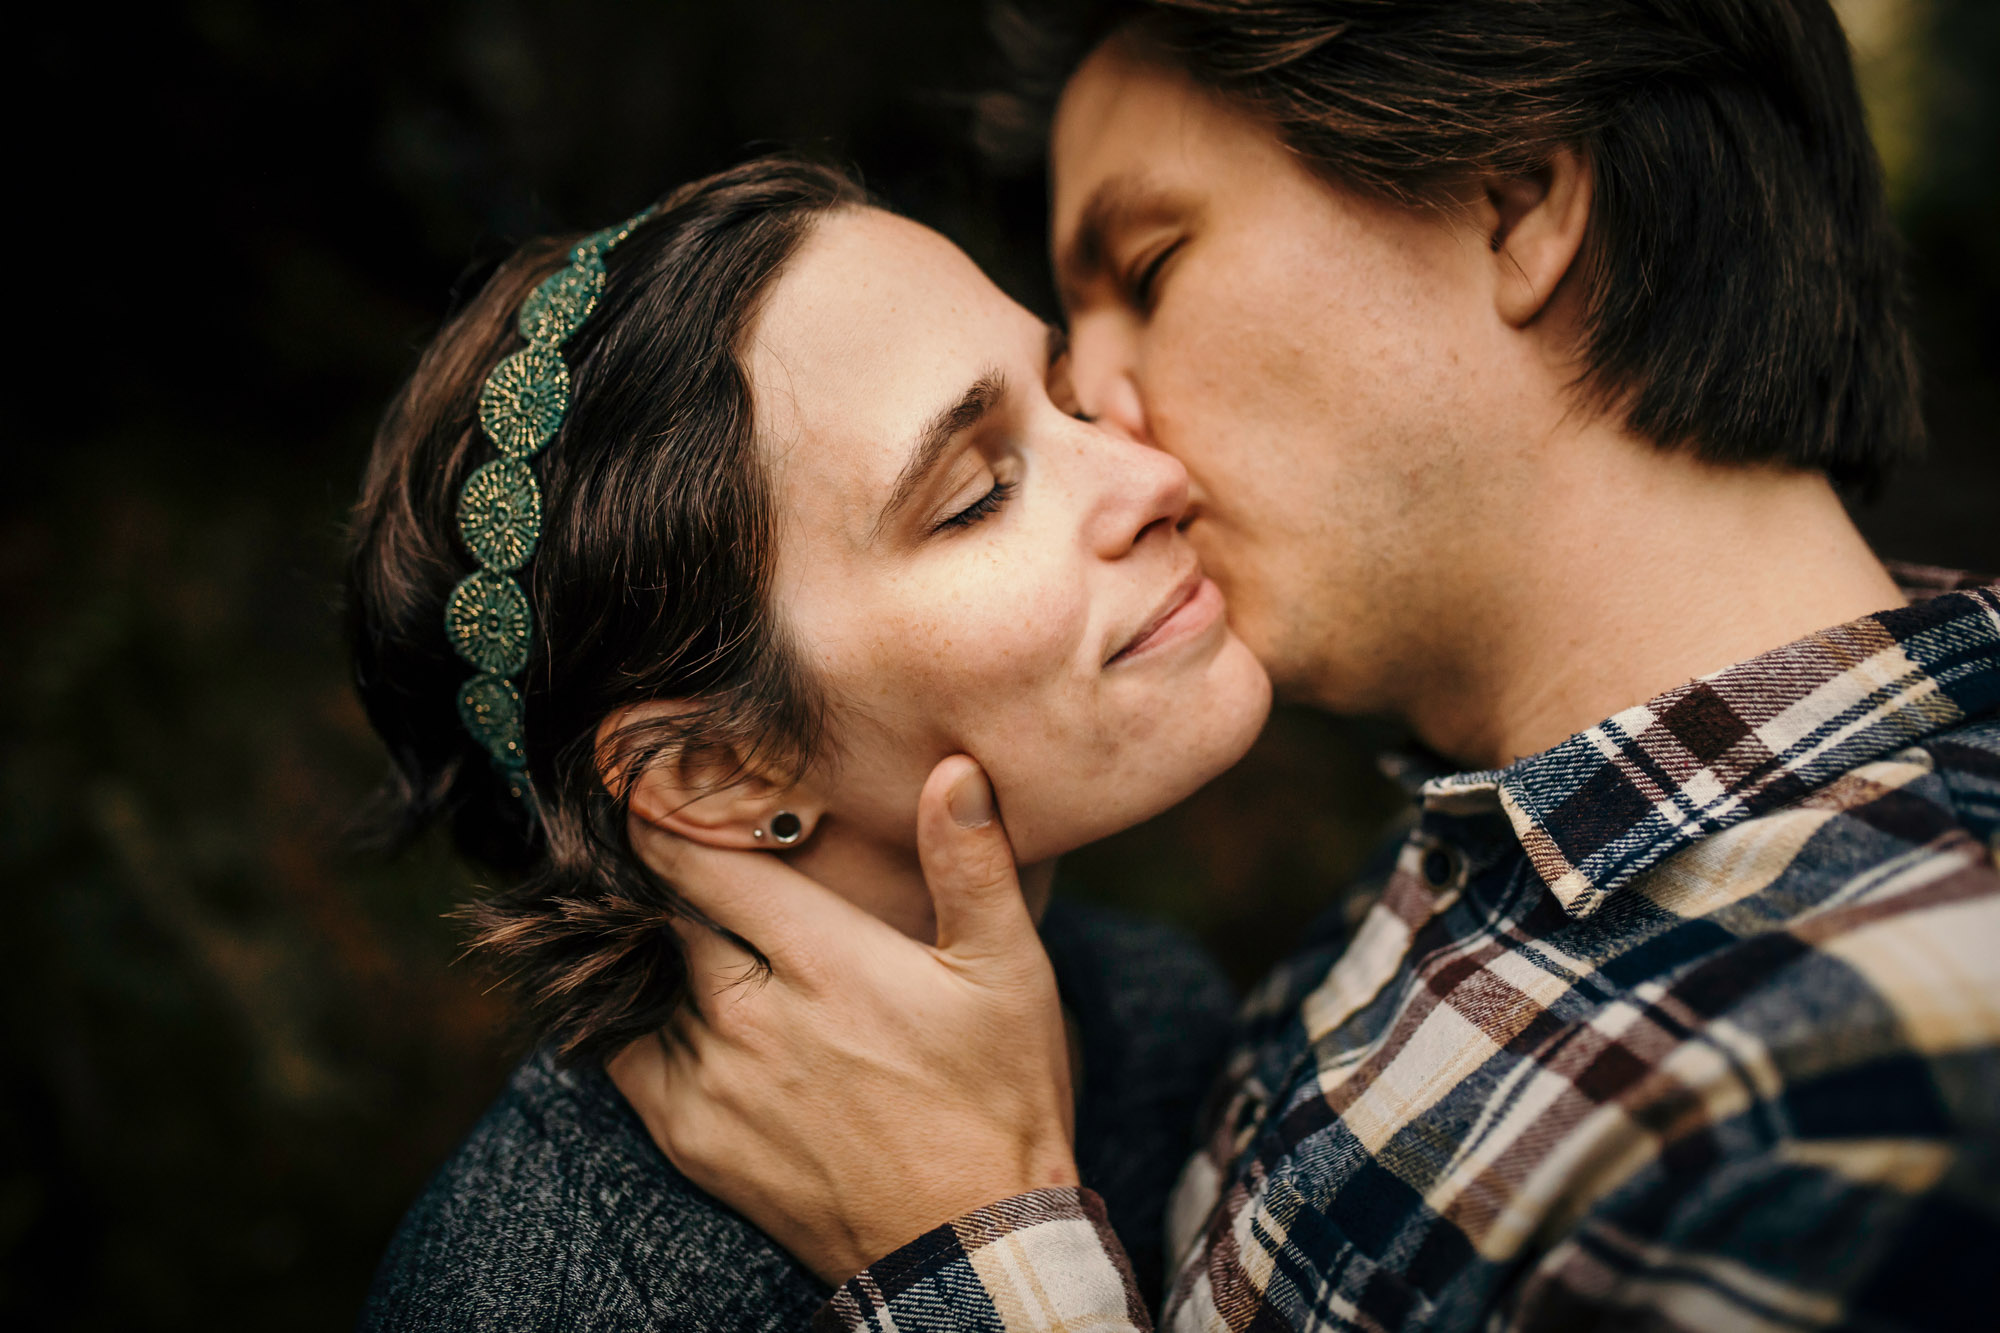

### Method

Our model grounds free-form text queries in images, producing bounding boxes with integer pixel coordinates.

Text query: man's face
[1050,36,1543,713]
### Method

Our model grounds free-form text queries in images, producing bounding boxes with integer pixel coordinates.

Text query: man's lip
[1106,568,1204,666]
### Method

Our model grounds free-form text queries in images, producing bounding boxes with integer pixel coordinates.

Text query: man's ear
[594,702,824,851]
[1480,147,1592,328]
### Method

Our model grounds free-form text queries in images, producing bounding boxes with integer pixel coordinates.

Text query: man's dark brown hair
[990,0,1921,491]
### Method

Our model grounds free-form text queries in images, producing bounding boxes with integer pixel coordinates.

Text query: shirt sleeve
[813,1187,1155,1332]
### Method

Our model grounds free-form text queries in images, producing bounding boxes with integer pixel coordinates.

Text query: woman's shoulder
[359,1048,825,1333]
[1040,896,1236,1048]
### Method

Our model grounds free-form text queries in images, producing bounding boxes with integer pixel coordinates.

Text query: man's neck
[1407,445,1904,771]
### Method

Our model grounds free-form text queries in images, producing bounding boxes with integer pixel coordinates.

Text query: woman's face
[748,207,1271,864]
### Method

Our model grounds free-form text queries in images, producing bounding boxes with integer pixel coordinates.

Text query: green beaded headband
[446,207,656,783]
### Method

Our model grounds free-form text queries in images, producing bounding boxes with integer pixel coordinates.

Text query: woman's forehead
[745,208,1027,497]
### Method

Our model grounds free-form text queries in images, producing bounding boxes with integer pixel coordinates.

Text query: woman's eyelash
[933,479,1017,534]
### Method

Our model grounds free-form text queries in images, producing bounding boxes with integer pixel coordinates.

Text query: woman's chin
[1008,641,1273,864]
[1183,630,1277,778]
[1145,634,1275,813]
[1216,631,1276,753]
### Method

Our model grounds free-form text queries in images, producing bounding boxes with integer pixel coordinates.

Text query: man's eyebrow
[872,369,1007,540]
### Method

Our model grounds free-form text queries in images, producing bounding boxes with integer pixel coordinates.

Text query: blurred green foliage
[4,2,1994,1327]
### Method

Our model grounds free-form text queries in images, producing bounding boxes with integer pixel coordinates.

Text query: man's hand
[605,756,1079,1286]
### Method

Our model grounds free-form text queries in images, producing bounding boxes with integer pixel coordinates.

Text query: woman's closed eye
[932,478,1017,534]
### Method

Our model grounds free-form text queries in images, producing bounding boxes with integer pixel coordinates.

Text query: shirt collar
[1416,573,2000,917]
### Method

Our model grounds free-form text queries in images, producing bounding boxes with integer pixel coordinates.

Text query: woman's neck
[779,817,1058,943]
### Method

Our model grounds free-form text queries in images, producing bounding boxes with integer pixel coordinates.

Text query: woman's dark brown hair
[988,0,1920,492]
[347,157,866,1063]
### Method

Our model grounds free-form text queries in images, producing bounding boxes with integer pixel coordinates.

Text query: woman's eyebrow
[872,369,1007,540]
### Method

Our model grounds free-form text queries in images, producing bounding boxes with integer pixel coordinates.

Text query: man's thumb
[916,755,1034,958]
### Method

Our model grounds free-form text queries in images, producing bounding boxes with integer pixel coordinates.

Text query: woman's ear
[1480,147,1593,329]
[594,702,825,851]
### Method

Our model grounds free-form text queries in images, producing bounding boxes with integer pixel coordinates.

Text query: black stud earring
[769,811,804,845]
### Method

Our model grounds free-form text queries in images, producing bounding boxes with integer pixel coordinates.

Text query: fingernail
[948,767,994,828]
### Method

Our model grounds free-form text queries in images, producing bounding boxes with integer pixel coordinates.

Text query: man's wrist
[838,1155,1081,1282]
[821,1185,1142,1332]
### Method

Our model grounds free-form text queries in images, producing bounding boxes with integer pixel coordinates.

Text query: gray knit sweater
[359,899,1237,1331]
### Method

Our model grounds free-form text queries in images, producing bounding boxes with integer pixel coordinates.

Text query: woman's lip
[1106,572,1221,666]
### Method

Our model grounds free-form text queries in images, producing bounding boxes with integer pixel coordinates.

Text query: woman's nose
[1090,431,1190,559]
[1066,317,1153,445]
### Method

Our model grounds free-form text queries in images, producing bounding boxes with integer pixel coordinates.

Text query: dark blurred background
[3,1,1992,1327]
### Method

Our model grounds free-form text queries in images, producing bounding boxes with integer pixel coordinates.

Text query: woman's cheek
[810,546,1092,760]
[878,570,1085,741]
[954,564,1086,691]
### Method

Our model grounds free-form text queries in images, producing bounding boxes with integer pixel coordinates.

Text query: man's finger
[916,755,1037,959]
[604,1026,673,1138]
[666,911,771,1008]
[606,1024,702,1154]
[628,815,870,946]
[628,813,921,1004]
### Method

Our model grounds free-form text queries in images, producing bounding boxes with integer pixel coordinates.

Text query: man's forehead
[1051,44,1230,267]
[1053,26,1189,142]
[1051,29,1224,176]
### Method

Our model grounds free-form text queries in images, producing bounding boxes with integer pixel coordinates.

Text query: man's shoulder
[359,1049,823,1333]
[1924,715,2000,851]
[1630,713,1999,927]
[1596,713,1998,999]
[1495,713,2000,1183]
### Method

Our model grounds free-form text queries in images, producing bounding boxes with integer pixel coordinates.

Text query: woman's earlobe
[752,810,807,846]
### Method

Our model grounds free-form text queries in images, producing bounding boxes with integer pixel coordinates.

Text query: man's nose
[1067,318,1154,446]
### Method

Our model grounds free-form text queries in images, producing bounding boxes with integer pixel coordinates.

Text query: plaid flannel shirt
[822,570,2000,1332]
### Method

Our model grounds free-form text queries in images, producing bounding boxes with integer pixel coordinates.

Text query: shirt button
[1422,845,1462,889]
